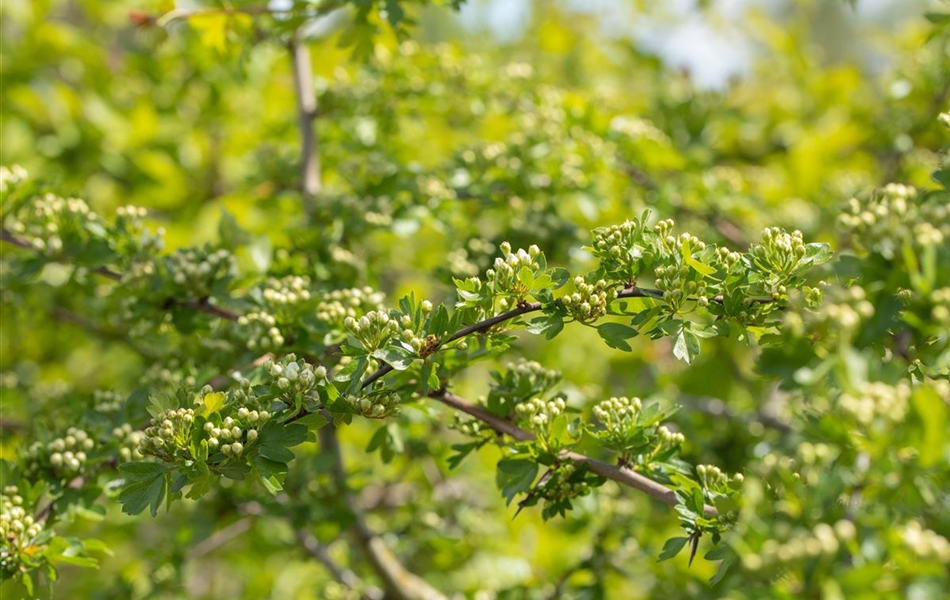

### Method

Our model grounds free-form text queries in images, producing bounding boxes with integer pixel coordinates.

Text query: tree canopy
[1,1,949,598]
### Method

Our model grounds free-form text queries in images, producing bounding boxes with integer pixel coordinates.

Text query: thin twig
[430,390,719,518]
[188,518,254,560]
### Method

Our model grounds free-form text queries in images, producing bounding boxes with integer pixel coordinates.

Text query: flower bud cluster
[838,381,910,427]
[344,310,399,351]
[900,521,950,563]
[715,246,743,270]
[0,486,47,575]
[695,464,742,492]
[238,310,284,350]
[6,193,103,255]
[741,521,852,572]
[164,247,236,296]
[139,408,196,459]
[315,287,386,330]
[263,354,326,398]
[485,241,543,302]
[539,463,592,504]
[396,300,434,354]
[260,275,312,312]
[22,428,95,479]
[93,389,124,412]
[928,287,950,325]
[838,184,950,255]
[750,228,808,292]
[202,410,270,457]
[783,285,873,340]
[0,164,28,192]
[654,264,709,308]
[348,390,401,419]
[142,362,197,391]
[559,277,616,323]
[112,423,146,462]
[593,396,643,436]
[590,218,648,280]
[516,396,567,431]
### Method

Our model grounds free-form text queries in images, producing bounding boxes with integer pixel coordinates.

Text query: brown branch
[187,517,254,560]
[430,390,719,518]
[319,424,448,600]
[289,37,321,209]
[1,228,239,321]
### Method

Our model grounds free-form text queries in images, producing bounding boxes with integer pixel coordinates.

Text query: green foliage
[2,1,950,598]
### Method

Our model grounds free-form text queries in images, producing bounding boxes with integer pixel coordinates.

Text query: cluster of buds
[749,228,809,296]
[315,287,386,330]
[498,359,561,398]
[260,275,312,312]
[0,486,47,575]
[742,521,854,572]
[264,354,325,398]
[348,390,401,418]
[238,311,284,351]
[538,463,593,505]
[485,241,544,303]
[113,205,164,257]
[202,410,269,457]
[609,116,671,144]
[715,246,743,271]
[695,464,742,492]
[593,396,643,438]
[928,287,950,325]
[141,361,197,391]
[6,193,103,255]
[22,428,95,480]
[838,183,950,256]
[139,408,196,461]
[163,247,236,296]
[559,277,616,323]
[396,300,434,354]
[0,164,28,193]
[515,396,567,431]
[783,285,872,340]
[417,174,458,203]
[344,310,399,351]
[93,389,124,412]
[654,264,709,308]
[111,424,146,462]
[589,218,648,281]
[900,521,950,563]
[838,381,910,428]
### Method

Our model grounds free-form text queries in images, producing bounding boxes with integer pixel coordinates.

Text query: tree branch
[319,424,448,600]
[430,390,719,518]
[289,36,321,209]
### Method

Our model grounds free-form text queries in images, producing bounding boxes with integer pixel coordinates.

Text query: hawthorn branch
[430,390,719,518]
[295,529,383,600]
[0,228,240,321]
[319,424,448,600]
[289,36,321,209]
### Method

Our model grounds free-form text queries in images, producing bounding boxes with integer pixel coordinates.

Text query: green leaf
[681,240,717,276]
[197,391,226,418]
[496,458,539,506]
[118,461,167,483]
[257,421,307,464]
[658,536,689,561]
[118,471,166,517]
[527,313,564,340]
[253,456,288,494]
[295,412,329,432]
[913,385,948,467]
[371,346,415,370]
[672,326,701,364]
[596,322,639,351]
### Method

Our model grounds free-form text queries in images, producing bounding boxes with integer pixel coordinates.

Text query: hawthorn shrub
[1,1,949,599]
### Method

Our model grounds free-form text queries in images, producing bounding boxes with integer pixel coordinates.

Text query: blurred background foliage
[1,0,949,598]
